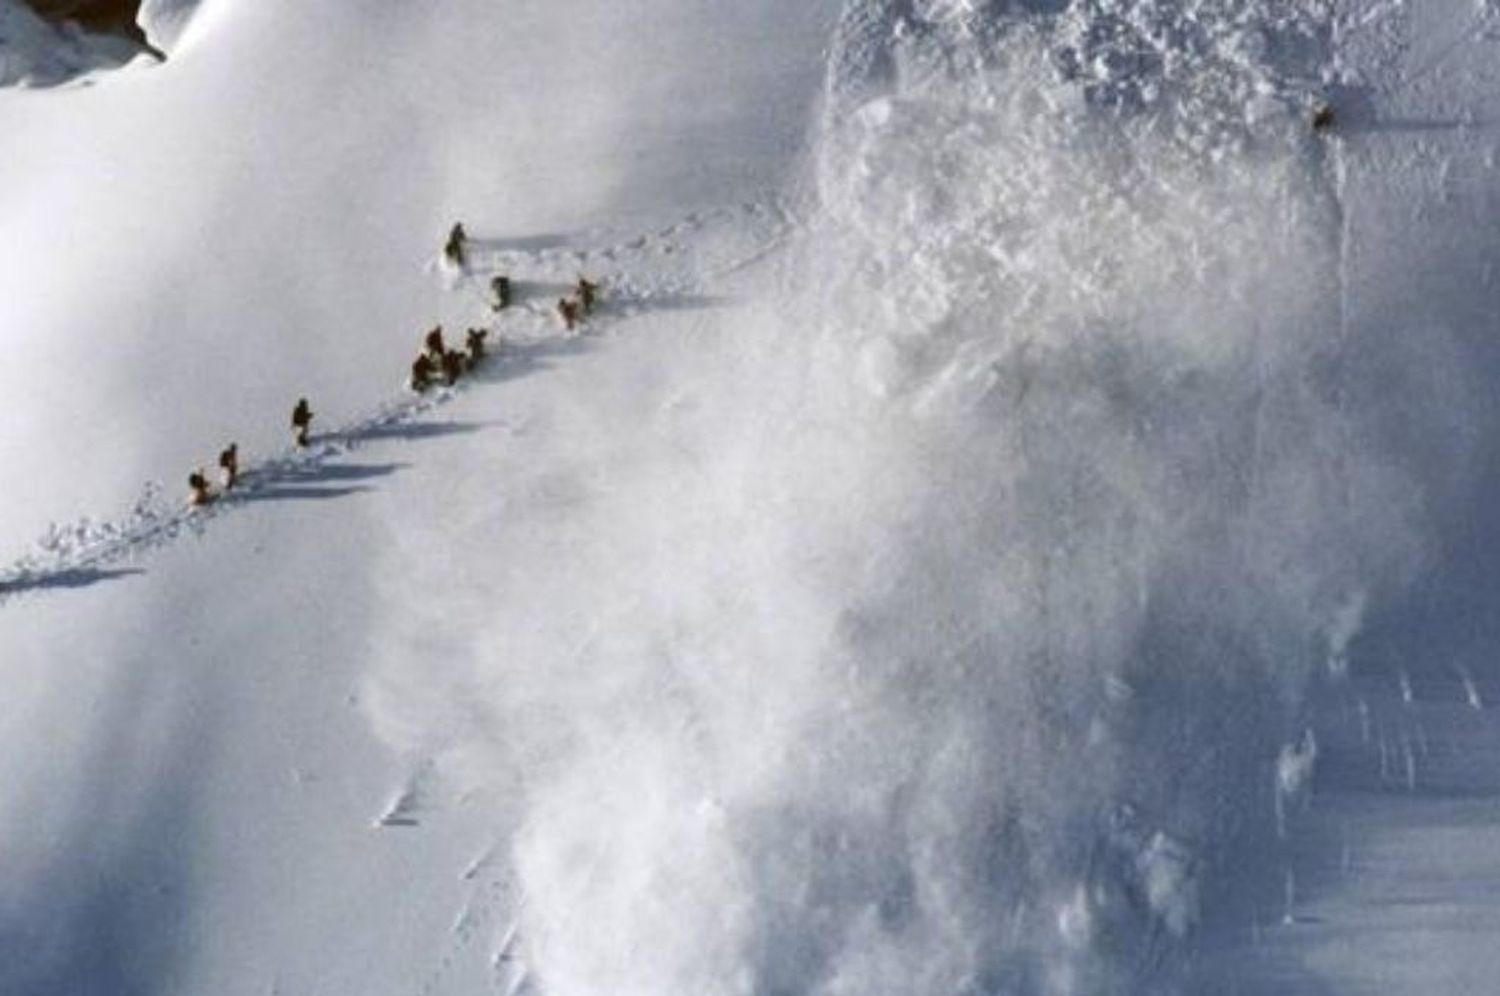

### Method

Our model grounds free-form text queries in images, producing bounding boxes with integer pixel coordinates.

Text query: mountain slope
[3,1,1500,994]
[0,2,837,993]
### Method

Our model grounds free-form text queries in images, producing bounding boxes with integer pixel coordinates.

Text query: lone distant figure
[291,397,313,447]
[410,353,434,393]
[188,470,214,507]
[557,297,580,331]
[576,276,599,314]
[465,327,489,365]
[490,274,512,311]
[444,222,467,266]
[1311,102,1335,133]
[424,325,446,359]
[218,442,239,490]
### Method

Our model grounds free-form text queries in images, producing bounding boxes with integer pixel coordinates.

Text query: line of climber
[444,221,602,332]
[188,441,240,507]
[409,325,488,393]
[188,399,312,506]
[186,224,602,507]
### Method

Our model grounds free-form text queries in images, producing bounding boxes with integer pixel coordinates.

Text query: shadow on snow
[0,566,146,598]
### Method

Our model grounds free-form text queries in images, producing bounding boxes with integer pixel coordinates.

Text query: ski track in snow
[0,196,799,609]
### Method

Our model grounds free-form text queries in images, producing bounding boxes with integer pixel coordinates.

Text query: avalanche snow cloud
[366,2,1477,994]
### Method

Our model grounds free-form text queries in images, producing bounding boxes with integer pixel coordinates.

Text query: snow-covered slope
[1192,2,1500,992]
[3,0,1500,994]
[0,1,839,994]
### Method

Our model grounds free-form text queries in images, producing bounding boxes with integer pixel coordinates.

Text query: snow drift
[364,1,1480,993]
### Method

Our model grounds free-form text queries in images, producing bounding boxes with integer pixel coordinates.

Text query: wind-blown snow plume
[366,2,1476,993]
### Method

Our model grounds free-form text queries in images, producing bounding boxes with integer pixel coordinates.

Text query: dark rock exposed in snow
[22,0,159,54]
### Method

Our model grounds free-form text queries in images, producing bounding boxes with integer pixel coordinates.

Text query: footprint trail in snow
[0,196,799,607]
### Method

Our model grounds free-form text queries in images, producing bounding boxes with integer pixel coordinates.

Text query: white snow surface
[138,0,202,51]
[3,0,1500,994]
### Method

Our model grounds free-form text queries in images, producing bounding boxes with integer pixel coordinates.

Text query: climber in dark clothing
[444,222,467,266]
[441,348,465,386]
[465,327,489,365]
[576,276,599,314]
[188,470,214,507]
[1311,102,1335,133]
[410,353,435,393]
[557,297,580,331]
[291,397,313,447]
[490,274,512,311]
[218,442,239,490]
[424,325,446,359]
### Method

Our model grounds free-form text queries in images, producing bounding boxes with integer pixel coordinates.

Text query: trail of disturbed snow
[0,197,799,606]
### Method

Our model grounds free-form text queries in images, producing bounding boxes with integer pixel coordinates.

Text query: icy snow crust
[0,0,1493,993]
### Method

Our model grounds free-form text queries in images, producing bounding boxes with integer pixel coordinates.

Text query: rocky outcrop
[0,0,144,86]
[23,0,200,51]
[1,0,202,86]
[23,0,151,46]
